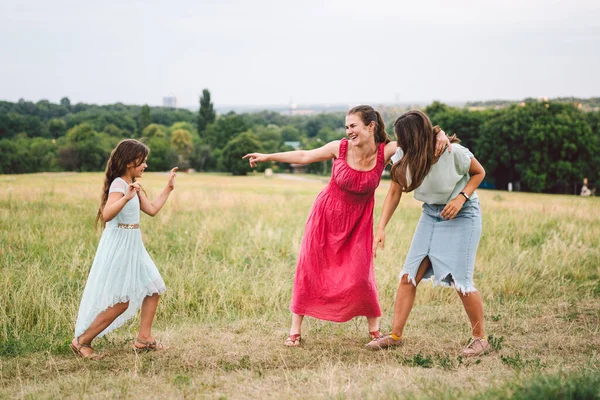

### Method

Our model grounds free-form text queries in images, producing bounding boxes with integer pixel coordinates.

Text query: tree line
[0,92,599,194]
[424,101,600,194]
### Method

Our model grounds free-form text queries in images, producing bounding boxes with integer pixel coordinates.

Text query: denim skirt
[400,200,482,294]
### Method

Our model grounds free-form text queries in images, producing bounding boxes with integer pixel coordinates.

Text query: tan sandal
[462,337,490,357]
[365,334,403,351]
[133,337,167,352]
[284,334,301,347]
[70,338,104,359]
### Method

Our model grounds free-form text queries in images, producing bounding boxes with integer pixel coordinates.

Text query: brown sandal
[133,337,167,352]
[70,338,104,359]
[284,334,301,347]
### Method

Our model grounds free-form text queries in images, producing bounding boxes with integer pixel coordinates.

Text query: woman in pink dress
[244,105,449,346]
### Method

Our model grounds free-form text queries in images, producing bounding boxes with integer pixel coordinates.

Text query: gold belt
[118,223,139,229]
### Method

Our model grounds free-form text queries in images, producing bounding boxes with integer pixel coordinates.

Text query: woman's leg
[456,290,485,338]
[136,293,160,344]
[367,316,380,334]
[365,257,431,349]
[284,312,304,346]
[289,312,304,335]
[390,257,431,338]
[73,301,130,356]
[457,289,489,356]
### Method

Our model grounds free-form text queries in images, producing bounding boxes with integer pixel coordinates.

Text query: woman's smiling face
[345,113,373,146]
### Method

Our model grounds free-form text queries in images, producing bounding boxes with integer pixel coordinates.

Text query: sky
[1,0,599,108]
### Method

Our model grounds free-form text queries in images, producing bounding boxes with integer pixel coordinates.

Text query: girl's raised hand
[167,167,178,190]
[242,153,268,168]
[125,182,141,200]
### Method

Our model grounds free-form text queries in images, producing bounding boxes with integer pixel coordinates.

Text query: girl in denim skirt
[365,110,489,356]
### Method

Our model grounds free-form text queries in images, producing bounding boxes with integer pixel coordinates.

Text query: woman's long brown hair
[347,105,390,144]
[391,110,459,192]
[95,139,149,228]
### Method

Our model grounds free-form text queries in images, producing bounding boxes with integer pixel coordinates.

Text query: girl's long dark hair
[347,105,390,144]
[96,139,149,228]
[391,110,459,192]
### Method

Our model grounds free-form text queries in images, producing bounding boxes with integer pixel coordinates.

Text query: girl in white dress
[71,139,177,358]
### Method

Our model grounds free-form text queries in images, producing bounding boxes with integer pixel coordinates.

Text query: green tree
[302,138,331,175]
[60,97,71,110]
[203,112,250,150]
[198,89,216,135]
[317,127,342,143]
[65,123,96,142]
[170,128,194,167]
[254,125,283,153]
[59,123,114,171]
[138,104,151,134]
[103,123,126,137]
[189,144,216,171]
[142,123,168,138]
[221,131,262,175]
[477,102,599,193]
[29,137,60,171]
[281,125,301,141]
[169,122,196,136]
[424,101,449,117]
[48,118,66,139]
[424,103,493,155]
[303,113,345,138]
[0,136,57,173]
[146,136,178,171]
[0,139,22,173]
[152,109,197,127]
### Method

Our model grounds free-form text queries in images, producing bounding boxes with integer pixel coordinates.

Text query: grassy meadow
[0,172,599,399]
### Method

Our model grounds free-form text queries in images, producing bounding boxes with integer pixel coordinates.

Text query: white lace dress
[74,177,166,338]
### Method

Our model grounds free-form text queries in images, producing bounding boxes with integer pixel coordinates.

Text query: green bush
[221,131,263,175]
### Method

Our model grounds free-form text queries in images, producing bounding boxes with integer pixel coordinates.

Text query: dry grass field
[0,172,599,399]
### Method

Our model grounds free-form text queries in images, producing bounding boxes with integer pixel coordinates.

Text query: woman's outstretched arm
[243,140,340,167]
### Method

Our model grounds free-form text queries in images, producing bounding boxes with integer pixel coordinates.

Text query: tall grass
[0,172,598,398]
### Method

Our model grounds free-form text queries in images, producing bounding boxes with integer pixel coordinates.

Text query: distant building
[163,96,178,108]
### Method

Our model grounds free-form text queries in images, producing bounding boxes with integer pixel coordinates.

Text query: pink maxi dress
[290,138,385,322]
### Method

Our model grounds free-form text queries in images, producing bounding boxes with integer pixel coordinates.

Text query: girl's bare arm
[139,167,178,217]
